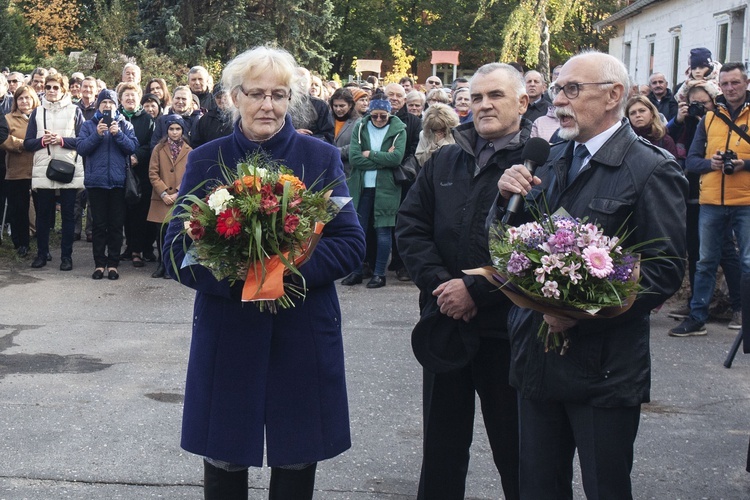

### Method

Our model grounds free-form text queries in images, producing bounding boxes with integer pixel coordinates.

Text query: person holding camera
[666,81,744,327]
[670,62,750,336]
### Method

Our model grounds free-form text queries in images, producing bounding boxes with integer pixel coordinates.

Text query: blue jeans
[689,204,750,323]
[35,188,77,260]
[355,188,391,277]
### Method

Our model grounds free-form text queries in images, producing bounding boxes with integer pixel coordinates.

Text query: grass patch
[0,212,64,270]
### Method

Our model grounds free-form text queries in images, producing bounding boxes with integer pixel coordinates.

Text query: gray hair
[524,70,545,84]
[122,63,141,82]
[222,46,297,123]
[173,85,191,98]
[293,67,311,94]
[426,88,449,104]
[222,47,296,92]
[189,65,209,78]
[568,50,630,117]
[471,63,527,99]
[30,67,48,79]
[289,67,316,129]
[406,90,425,105]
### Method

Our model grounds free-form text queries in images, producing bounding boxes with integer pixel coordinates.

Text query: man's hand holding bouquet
[467,208,647,354]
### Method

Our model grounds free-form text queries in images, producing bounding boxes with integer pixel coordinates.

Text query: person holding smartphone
[76,89,138,280]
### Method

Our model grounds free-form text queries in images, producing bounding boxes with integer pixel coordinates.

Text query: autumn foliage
[21,0,81,55]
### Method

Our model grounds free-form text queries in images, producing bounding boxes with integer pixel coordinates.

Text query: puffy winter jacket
[77,110,138,189]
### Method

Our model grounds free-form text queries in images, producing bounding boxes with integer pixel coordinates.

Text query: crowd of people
[1,43,750,499]
[0,63,231,279]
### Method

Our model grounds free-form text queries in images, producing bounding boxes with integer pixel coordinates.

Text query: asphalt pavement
[0,241,749,499]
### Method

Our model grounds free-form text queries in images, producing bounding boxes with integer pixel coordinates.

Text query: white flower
[541,280,561,299]
[207,188,234,215]
[252,166,268,178]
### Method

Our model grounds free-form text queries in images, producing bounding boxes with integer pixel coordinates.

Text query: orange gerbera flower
[277,174,306,193]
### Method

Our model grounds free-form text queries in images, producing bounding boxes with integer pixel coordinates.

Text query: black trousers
[518,399,641,500]
[124,188,154,254]
[5,179,31,249]
[35,188,76,260]
[417,336,519,500]
[88,187,126,268]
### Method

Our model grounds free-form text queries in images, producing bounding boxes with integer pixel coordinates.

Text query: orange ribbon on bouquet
[241,221,326,302]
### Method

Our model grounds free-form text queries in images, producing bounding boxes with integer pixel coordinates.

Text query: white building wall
[609,0,748,87]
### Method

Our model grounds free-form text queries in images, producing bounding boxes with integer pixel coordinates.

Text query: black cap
[690,47,712,69]
[141,93,160,106]
[410,298,479,373]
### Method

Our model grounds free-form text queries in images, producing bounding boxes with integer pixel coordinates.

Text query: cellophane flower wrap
[169,152,348,312]
[486,208,642,353]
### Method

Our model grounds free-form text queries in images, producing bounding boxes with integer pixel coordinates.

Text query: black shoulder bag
[124,156,141,205]
[43,109,77,184]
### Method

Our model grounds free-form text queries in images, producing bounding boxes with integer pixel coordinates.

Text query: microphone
[501,137,551,224]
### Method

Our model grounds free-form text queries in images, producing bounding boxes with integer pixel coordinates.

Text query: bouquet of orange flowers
[169,152,348,312]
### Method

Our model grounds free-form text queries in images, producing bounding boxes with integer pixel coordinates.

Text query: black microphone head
[522,137,551,166]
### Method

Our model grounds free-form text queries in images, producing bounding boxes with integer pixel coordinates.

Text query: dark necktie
[567,144,589,185]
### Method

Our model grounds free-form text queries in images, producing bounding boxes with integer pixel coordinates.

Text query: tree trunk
[537,10,550,83]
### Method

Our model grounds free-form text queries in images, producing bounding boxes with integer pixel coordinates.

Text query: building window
[648,41,656,76]
[729,9,745,62]
[623,42,632,73]
[670,29,681,88]
[717,23,729,63]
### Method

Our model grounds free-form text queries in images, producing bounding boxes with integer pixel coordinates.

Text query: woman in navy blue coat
[163,46,365,500]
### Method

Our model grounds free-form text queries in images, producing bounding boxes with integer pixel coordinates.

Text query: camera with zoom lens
[688,102,706,118]
[721,149,737,175]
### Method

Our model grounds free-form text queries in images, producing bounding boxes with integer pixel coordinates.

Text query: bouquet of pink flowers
[468,209,642,353]
[168,152,348,312]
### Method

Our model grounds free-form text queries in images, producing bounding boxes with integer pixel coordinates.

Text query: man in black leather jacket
[498,51,687,499]
[397,63,528,500]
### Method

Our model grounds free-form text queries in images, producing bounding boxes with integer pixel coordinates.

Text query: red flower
[283,214,300,234]
[189,219,205,240]
[260,184,280,214]
[216,208,243,238]
[288,196,302,209]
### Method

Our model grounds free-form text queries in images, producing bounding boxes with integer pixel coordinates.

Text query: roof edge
[594,0,662,31]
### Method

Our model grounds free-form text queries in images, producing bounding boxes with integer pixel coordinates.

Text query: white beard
[555,106,580,141]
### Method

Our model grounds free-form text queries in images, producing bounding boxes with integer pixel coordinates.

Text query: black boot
[203,460,248,500]
[268,463,317,500]
[151,263,165,278]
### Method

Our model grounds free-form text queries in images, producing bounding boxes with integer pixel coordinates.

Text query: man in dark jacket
[648,72,678,121]
[498,51,687,499]
[188,66,217,112]
[522,70,551,123]
[396,62,528,500]
[386,82,422,281]
[150,86,202,150]
[190,86,233,148]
